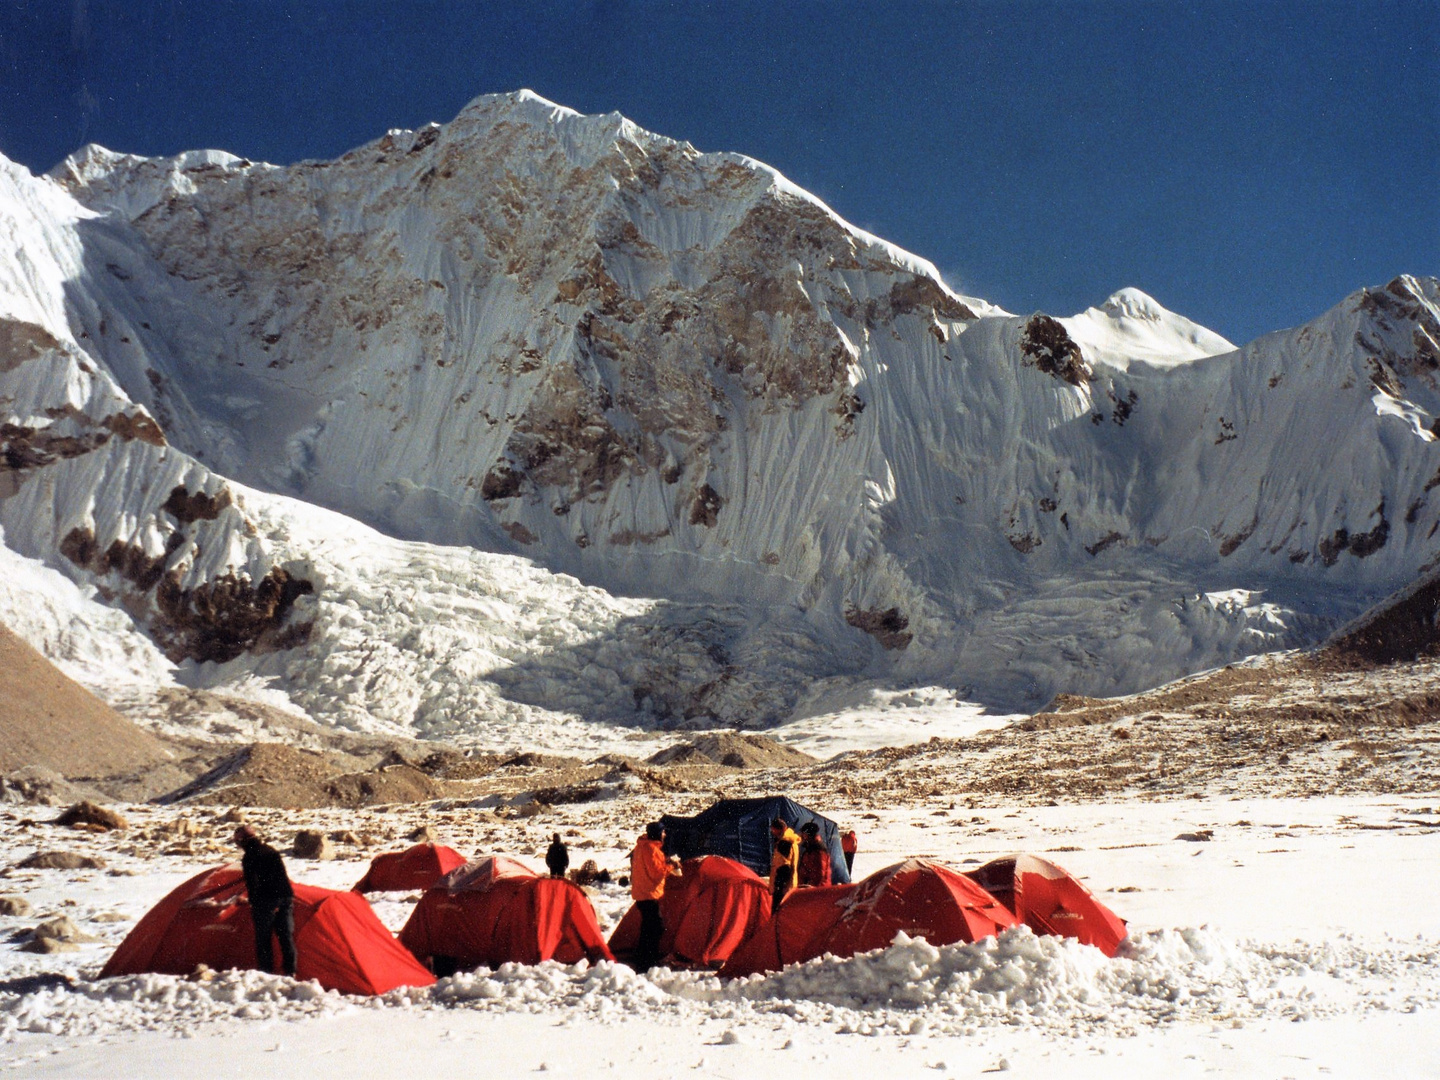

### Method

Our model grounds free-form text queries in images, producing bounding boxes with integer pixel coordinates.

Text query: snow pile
[0,970,353,1041]
[702,927,1440,1034]
[433,960,672,1015]
[6,928,1436,1043]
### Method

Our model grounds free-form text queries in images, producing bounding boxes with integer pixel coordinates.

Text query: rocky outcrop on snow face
[0,332,314,664]
[1019,314,1091,386]
[0,157,314,666]
[2,91,1439,737]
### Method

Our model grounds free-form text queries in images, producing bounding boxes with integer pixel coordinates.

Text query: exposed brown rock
[1,421,110,475]
[323,765,438,808]
[1085,532,1127,557]
[689,483,723,527]
[292,829,335,860]
[1020,314,1091,386]
[54,801,128,831]
[647,732,815,770]
[501,521,538,544]
[21,936,79,954]
[1218,518,1257,557]
[1008,533,1040,554]
[845,606,913,650]
[160,742,441,809]
[28,915,99,943]
[58,524,315,664]
[16,851,106,870]
[480,462,523,501]
[0,896,33,917]
[101,411,166,446]
[161,484,233,523]
[1318,504,1390,566]
[607,527,671,546]
[0,317,62,371]
[150,564,313,664]
[886,276,977,322]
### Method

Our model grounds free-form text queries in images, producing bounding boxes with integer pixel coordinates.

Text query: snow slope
[3,90,1439,738]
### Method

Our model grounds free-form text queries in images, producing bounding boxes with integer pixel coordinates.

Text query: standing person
[545,833,569,879]
[769,818,801,908]
[841,829,858,874]
[630,822,680,973]
[233,825,296,977]
[797,822,832,887]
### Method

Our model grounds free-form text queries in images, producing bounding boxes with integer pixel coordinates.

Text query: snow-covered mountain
[2,90,1438,745]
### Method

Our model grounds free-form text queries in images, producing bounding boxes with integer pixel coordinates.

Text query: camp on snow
[353,842,467,894]
[399,856,612,974]
[721,858,1018,976]
[100,864,435,995]
[963,853,1128,957]
[661,796,852,884]
[609,855,771,969]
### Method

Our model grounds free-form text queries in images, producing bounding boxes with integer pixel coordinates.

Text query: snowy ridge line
[5,927,1437,1042]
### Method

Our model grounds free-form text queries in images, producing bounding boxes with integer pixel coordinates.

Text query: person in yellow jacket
[769,818,801,908]
[630,821,680,973]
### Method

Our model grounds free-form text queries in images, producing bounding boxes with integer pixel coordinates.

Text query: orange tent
[721,858,1017,977]
[399,856,613,971]
[100,864,436,995]
[609,856,771,969]
[353,843,467,893]
[964,854,1128,956]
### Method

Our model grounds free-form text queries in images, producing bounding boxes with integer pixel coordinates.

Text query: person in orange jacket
[630,821,680,973]
[841,828,858,874]
[769,818,801,907]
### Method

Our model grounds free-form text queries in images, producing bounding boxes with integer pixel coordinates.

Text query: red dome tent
[721,858,1017,977]
[353,842,467,893]
[964,854,1128,957]
[399,856,613,971]
[100,864,436,996]
[609,856,771,969]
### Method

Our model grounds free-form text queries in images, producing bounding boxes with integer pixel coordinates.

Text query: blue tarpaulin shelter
[660,796,852,884]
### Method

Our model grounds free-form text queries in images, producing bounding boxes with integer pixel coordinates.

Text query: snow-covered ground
[775,683,1018,755]
[3,793,1437,1077]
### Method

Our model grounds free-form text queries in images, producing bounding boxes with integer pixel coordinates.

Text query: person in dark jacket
[545,833,569,879]
[771,836,796,909]
[233,825,296,977]
[797,822,832,887]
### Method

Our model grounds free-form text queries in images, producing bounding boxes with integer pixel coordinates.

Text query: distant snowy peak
[1061,287,1236,371]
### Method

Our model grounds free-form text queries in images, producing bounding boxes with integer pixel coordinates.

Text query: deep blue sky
[1,1,1435,344]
